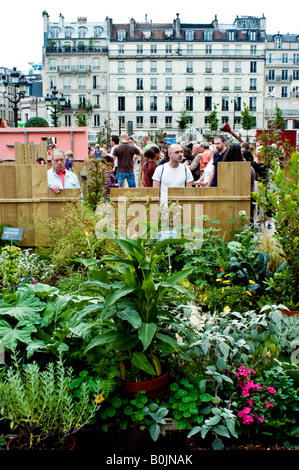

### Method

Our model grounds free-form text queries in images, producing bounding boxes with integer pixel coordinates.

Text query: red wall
[0,127,88,161]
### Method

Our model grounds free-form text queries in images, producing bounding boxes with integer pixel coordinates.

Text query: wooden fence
[0,143,81,246]
[110,162,252,240]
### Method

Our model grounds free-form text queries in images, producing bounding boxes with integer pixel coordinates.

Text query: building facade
[40,13,298,141]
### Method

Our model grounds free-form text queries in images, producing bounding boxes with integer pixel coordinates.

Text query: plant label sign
[1,227,23,241]
[157,229,179,241]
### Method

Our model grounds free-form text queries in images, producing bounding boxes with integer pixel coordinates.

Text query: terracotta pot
[6,434,76,451]
[121,370,169,399]
[278,308,299,317]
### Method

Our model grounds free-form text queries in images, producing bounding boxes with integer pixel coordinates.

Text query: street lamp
[1,67,28,127]
[45,86,65,127]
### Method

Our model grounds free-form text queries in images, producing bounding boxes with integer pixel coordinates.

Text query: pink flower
[266,400,275,408]
[257,417,264,422]
[31,281,37,284]
[235,366,256,377]
[247,399,254,406]
[268,387,276,394]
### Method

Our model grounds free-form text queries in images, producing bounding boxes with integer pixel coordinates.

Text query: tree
[75,110,90,127]
[24,117,49,127]
[241,104,255,137]
[273,104,286,130]
[176,108,190,131]
[208,104,219,135]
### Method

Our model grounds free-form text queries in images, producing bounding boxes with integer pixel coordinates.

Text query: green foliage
[241,104,255,132]
[82,227,195,381]
[24,116,49,127]
[36,202,103,272]
[75,109,90,127]
[208,104,219,134]
[0,354,102,449]
[176,108,191,131]
[86,156,107,211]
[0,246,22,289]
[272,104,286,130]
[253,152,299,304]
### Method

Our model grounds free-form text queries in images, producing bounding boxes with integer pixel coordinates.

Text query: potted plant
[0,354,103,450]
[83,227,195,395]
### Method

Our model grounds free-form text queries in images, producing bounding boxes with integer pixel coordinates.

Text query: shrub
[24,117,49,127]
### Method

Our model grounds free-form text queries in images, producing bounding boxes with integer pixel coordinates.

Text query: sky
[1,0,298,73]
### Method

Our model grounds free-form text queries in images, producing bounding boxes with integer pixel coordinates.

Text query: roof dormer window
[185,29,194,41]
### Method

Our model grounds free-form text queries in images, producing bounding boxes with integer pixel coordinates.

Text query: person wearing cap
[48,148,80,193]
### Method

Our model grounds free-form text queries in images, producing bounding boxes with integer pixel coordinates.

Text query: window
[78,27,87,38]
[293,70,299,80]
[117,30,126,41]
[186,45,193,54]
[166,44,172,54]
[222,78,229,91]
[136,116,143,128]
[92,58,100,70]
[118,116,125,127]
[204,30,213,41]
[118,45,124,54]
[293,54,299,64]
[250,61,257,73]
[118,96,125,111]
[50,76,56,89]
[136,96,143,111]
[150,78,157,90]
[64,115,72,126]
[93,95,100,107]
[136,78,143,90]
[118,78,125,90]
[222,97,229,111]
[223,44,229,55]
[93,115,100,127]
[268,86,275,94]
[268,70,275,80]
[78,76,86,89]
[137,45,143,54]
[150,96,157,111]
[249,30,257,41]
[150,45,157,54]
[282,53,288,64]
[205,61,212,73]
[49,59,56,70]
[186,96,193,111]
[249,96,256,111]
[274,36,282,49]
[63,76,71,89]
[205,96,212,111]
[234,97,241,111]
[234,78,242,91]
[205,45,212,54]
[250,78,257,91]
[185,29,194,41]
[65,27,73,38]
[93,76,100,89]
[63,59,71,71]
[227,30,235,41]
[150,61,157,73]
[235,61,242,73]
[143,30,151,40]
[186,61,193,73]
[78,59,85,71]
[136,61,143,73]
[165,96,172,111]
[118,61,125,73]
[51,27,59,39]
[165,77,172,90]
[222,61,229,73]
[205,78,212,91]
[94,26,103,38]
[268,53,272,64]
[150,116,157,127]
[165,116,172,128]
[63,95,71,108]
[282,70,288,81]
[165,61,172,73]
[79,95,86,108]
[250,45,257,55]
[186,77,193,90]
[281,86,288,98]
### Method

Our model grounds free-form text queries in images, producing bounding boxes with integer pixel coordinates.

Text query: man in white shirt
[47,149,80,193]
[152,143,193,204]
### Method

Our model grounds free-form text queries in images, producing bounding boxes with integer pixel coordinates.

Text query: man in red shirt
[142,149,158,187]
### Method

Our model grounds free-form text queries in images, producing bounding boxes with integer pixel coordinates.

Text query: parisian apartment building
[7,11,298,142]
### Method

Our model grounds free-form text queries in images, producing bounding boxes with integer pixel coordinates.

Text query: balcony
[46,45,108,54]
[58,65,91,73]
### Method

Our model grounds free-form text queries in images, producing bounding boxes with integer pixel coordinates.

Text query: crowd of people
[46,132,272,226]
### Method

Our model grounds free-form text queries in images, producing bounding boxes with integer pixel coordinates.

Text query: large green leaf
[138,322,157,351]
[40,295,70,328]
[85,331,118,352]
[22,283,59,298]
[111,333,139,351]
[102,285,135,316]
[0,320,36,350]
[116,308,142,329]
[163,267,194,285]
[0,289,44,325]
[131,351,156,375]
[155,333,179,352]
